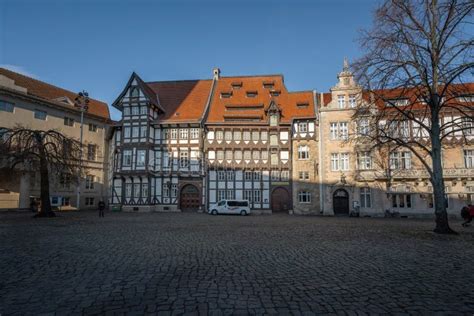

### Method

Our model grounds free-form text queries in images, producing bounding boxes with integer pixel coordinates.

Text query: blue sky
[0,0,378,120]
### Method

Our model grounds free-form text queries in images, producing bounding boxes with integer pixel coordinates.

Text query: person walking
[461,204,474,227]
[98,199,106,218]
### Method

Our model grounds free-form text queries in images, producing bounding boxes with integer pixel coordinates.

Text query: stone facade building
[0,67,111,210]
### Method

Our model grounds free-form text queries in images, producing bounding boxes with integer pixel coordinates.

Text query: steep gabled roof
[0,67,110,119]
[206,75,315,124]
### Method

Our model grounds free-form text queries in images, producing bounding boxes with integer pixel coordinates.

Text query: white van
[208,200,251,216]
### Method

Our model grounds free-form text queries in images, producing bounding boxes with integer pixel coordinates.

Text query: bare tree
[353,0,473,234]
[0,127,82,217]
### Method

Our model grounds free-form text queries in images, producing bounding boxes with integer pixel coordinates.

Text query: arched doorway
[180,184,200,212]
[333,189,349,215]
[271,187,290,213]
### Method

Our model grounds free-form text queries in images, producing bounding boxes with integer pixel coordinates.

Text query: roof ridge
[221,74,284,79]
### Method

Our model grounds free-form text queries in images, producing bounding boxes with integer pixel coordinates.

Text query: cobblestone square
[1,211,473,315]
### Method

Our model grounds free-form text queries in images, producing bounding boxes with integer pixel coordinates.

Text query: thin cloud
[0,64,39,79]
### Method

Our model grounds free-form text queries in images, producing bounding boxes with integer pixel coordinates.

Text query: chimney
[213,67,221,80]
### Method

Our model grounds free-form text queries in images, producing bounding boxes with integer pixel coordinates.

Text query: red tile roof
[207,75,315,124]
[145,80,213,123]
[0,67,110,120]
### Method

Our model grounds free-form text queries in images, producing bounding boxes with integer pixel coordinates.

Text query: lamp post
[74,91,89,210]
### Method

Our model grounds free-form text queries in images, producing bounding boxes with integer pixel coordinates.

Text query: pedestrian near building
[461,205,474,227]
[98,200,105,218]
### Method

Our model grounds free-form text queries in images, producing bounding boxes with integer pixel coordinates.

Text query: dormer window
[385,98,409,107]
[270,90,281,97]
[297,103,309,108]
[263,81,274,89]
[246,91,258,98]
[220,91,232,98]
[130,86,139,98]
[270,113,279,126]
[231,82,242,89]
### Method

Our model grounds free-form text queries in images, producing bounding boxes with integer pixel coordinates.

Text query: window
[85,175,94,189]
[253,171,261,181]
[330,122,348,140]
[217,150,224,160]
[340,122,348,140]
[331,153,350,171]
[225,150,233,160]
[358,118,370,136]
[163,184,170,197]
[400,121,410,140]
[391,194,412,208]
[60,173,71,189]
[271,153,278,165]
[123,107,130,116]
[270,134,278,146]
[226,171,234,181]
[299,171,309,181]
[390,152,412,170]
[132,127,139,138]
[244,150,251,160]
[349,94,357,108]
[140,106,147,115]
[357,152,372,170]
[34,109,47,120]
[133,184,140,198]
[298,122,308,133]
[224,131,232,141]
[124,127,131,138]
[298,191,311,203]
[253,190,261,203]
[131,106,139,115]
[298,145,309,160]
[360,187,371,208]
[244,171,253,181]
[61,197,71,206]
[125,184,132,198]
[252,131,259,142]
[64,117,74,126]
[217,170,225,181]
[142,183,148,199]
[221,92,232,98]
[243,190,252,202]
[261,150,268,160]
[190,128,199,139]
[385,99,409,107]
[217,189,226,201]
[179,129,188,140]
[163,129,170,140]
[170,129,178,139]
[89,124,97,132]
[0,100,14,112]
[123,150,132,166]
[130,86,139,98]
[216,130,224,141]
[462,118,473,136]
[260,131,268,141]
[330,123,338,140]
[140,126,147,138]
[337,95,345,108]
[271,170,280,181]
[233,131,241,141]
[226,190,235,199]
[270,114,278,126]
[465,150,474,168]
[234,150,242,160]
[246,91,258,97]
[85,197,95,206]
[243,131,251,141]
[137,150,146,166]
[252,150,260,161]
[87,144,97,161]
[280,170,289,181]
[171,184,178,197]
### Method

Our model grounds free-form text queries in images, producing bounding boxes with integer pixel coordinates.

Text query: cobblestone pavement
[1,211,473,315]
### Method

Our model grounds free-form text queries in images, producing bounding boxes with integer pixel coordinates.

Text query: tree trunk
[36,152,55,217]
[431,113,455,234]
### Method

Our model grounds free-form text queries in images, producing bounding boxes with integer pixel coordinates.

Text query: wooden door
[271,187,290,213]
[333,189,349,215]
[180,185,200,211]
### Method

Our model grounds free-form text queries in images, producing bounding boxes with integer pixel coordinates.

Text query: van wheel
[211,210,218,215]
[240,210,247,216]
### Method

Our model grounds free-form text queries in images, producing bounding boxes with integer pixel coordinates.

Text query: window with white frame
[253,190,261,203]
[358,118,370,136]
[136,150,146,166]
[261,131,268,141]
[226,171,234,181]
[170,129,178,139]
[330,122,348,140]
[254,171,261,181]
[125,184,132,198]
[357,152,372,170]
[298,145,309,160]
[385,99,409,107]
[261,150,268,160]
[87,144,97,161]
[340,122,348,139]
[243,131,251,141]
[349,94,357,108]
[233,130,241,141]
[217,189,226,201]
[140,126,147,138]
[400,121,410,140]
[123,107,130,116]
[163,184,170,197]
[141,183,148,199]
[123,150,132,166]
[225,150,233,160]
[171,184,178,197]
[390,152,412,170]
[465,150,474,168]
[244,171,252,181]
[280,170,289,181]
[217,150,224,160]
[226,190,235,199]
[271,170,280,181]
[252,150,260,161]
[132,127,139,138]
[330,123,338,140]
[179,151,189,168]
[140,106,147,115]
[216,130,224,140]
[244,150,251,160]
[131,106,139,115]
[234,150,242,160]
[360,187,371,208]
[298,191,311,203]
[85,175,94,189]
[391,194,412,208]
[190,128,199,139]
[224,131,232,141]
[252,131,259,142]
[337,95,345,108]
[462,118,473,136]
[179,129,188,140]
[271,153,278,165]
[218,171,226,181]
[124,127,131,138]
[298,122,308,133]
[331,153,349,171]
[270,134,278,146]
[270,114,278,126]
[243,190,252,202]
[298,171,309,180]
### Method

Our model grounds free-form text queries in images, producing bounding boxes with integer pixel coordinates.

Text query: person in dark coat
[98,200,106,217]
[461,204,473,227]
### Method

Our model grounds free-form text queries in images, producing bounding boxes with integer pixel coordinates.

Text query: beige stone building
[318,61,474,217]
[0,68,111,210]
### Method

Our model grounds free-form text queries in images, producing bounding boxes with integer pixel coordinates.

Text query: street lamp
[74,90,89,210]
